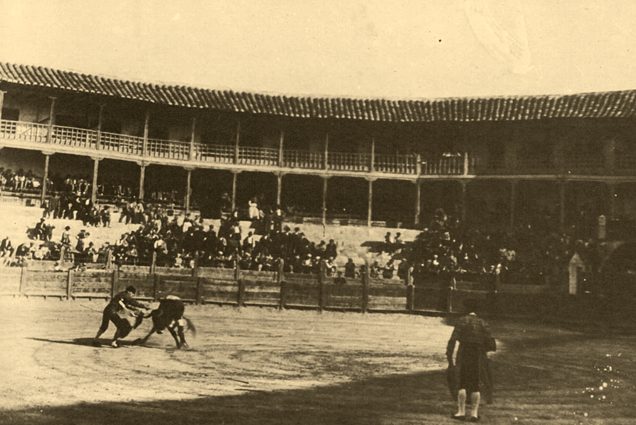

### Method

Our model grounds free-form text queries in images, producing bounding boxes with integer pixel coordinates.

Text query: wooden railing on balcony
[100,131,143,156]
[0,118,623,178]
[239,146,278,166]
[375,154,417,174]
[282,150,324,169]
[147,137,190,160]
[421,155,464,175]
[328,151,371,171]
[52,125,97,149]
[195,143,234,163]
[0,120,49,143]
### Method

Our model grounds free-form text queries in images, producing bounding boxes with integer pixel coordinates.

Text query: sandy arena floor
[0,298,635,425]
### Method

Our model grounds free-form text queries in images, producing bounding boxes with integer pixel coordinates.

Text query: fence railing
[52,125,98,149]
[147,138,190,160]
[375,154,417,174]
[0,119,625,177]
[239,146,278,166]
[328,151,371,171]
[101,131,143,155]
[283,149,324,169]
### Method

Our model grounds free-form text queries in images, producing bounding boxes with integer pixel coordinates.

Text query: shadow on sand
[0,368,456,425]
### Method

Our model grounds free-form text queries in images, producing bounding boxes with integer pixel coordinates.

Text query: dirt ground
[0,299,635,425]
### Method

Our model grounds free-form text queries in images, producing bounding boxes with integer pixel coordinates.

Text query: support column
[559,180,566,230]
[414,180,421,226]
[509,180,518,230]
[369,137,375,172]
[142,110,150,157]
[184,168,192,213]
[138,163,146,200]
[276,173,283,207]
[234,120,241,164]
[367,178,374,227]
[231,171,239,211]
[278,129,285,167]
[96,103,104,150]
[460,181,467,223]
[0,90,6,121]
[322,176,329,226]
[41,153,52,204]
[46,97,57,144]
[189,117,197,161]
[90,157,100,204]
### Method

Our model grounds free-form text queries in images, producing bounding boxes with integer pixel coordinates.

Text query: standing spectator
[446,299,495,422]
[248,197,259,220]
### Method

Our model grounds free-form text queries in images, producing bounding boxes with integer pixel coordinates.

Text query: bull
[136,296,196,349]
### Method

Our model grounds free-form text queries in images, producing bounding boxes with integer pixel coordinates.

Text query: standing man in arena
[93,285,149,348]
[446,298,495,422]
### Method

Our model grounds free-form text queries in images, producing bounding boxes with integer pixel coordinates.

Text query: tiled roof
[2,62,636,122]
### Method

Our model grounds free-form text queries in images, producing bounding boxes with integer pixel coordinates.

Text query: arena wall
[0,262,580,320]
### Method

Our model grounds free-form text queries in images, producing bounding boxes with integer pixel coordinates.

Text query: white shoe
[111,340,119,348]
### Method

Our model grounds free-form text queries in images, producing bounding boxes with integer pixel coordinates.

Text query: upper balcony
[0,119,629,179]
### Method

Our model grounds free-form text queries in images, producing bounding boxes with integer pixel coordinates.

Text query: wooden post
[90,157,100,204]
[189,116,197,161]
[96,103,104,150]
[415,153,422,176]
[276,173,283,207]
[369,137,375,172]
[138,163,146,200]
[414,181,421,226]
[361,260,370,313]
[0,90,6,121]
[231,171,238,212]
[142,110,150,157]
[234,120,240,164]
[318,260,326,311]
[278,129,285,167]
[184,168,192,213]
[367,178,373,227]
[321,176,328,226]
[41,153,51,204]
[323,133,329,170]
[235,259,244,306]
[151,251,157,274]
[46,97,56,144]
[406,283,415,312]
[463,152,469,175]
[277,259,286,310]
[66,269,73,300]
[110,269,118,298]
[19,262,27,295]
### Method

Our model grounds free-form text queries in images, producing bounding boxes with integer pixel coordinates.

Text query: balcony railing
[0,119,623,177]
[375,154,417,174]
[283,150,324,169]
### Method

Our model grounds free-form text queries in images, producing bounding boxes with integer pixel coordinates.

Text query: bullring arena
[2,297,636,425]
[3,61,636,425]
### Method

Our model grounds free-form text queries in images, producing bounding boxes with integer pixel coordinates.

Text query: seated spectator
[344,258,356,278]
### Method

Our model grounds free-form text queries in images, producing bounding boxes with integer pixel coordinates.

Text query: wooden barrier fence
[0,260,417,313]
[1,260,571,318]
